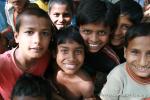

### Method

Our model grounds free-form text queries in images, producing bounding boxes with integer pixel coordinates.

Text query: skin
[79,23,110,53]
[124,36,150,78]
[48,3,72,30]
[56,41,84,75]
[14,15,51,69]
[111,15,133,47]
[56,41,95,99]
[8,0,27,12]
[13,96,46,100]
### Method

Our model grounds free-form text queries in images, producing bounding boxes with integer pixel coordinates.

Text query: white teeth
[65,64,76,69]
[135,67,149,72]
[89,44,99,47]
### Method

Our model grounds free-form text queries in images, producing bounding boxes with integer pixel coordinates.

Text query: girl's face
[111,15,133,47]
[79,23,110,53]
[48,3,72,30]
[124,36,150,78]
[56,41,84,74]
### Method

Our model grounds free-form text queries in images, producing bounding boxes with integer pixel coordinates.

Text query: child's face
[15,15,51,60]
[56,41,84,74]
[79,23,110,53]
[13,96,46,100]
[9,0,27,10]
[124,36,150,78]
[111,15,133,47]
[48,3,72,30]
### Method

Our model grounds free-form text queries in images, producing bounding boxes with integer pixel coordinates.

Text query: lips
[29,47,43,52]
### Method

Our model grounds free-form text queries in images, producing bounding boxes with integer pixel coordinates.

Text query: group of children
[0,0,149,100]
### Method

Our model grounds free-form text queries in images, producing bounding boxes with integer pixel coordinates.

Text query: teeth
[89,44,99,47]
[135,66,149,72]
[65,64,76,69]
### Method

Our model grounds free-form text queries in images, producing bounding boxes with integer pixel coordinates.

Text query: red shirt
[0,48,50,100]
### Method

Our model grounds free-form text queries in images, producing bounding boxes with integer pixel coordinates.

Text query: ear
[14,32,19,43]
[124,47,127,59]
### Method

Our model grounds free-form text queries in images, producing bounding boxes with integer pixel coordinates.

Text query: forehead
[80,23,110,30]
[13,96,46,100]
[118,15,133,26]
[128,36,150,50]
[50,3,70,12]
[58,40,83,48]
[19,15,51,29]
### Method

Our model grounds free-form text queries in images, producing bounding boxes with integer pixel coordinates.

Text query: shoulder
[0,49,15,67]
[102,45,120,64]
[108,63,126,79]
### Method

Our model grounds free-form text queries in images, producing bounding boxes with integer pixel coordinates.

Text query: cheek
[99,36,109,43]
[65,17,71,23]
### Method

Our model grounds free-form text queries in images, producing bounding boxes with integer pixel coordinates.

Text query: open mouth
[64,64,76,70]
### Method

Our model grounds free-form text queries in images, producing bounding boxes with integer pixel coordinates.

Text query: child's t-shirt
[100,63,150,100]
[0,47,50,100]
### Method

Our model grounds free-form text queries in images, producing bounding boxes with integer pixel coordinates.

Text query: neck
[14,48,36,71]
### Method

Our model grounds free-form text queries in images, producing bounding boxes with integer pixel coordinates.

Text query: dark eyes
[53,13,71,17]
[121,25,130,31]
[60,49,68,54]
[80,29,108,36]
[60,49,83,55]
[25,31,33,35]
[42,31,51,36]
[25,31,50,36]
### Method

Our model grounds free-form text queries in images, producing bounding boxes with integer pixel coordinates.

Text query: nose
[114,27,122,36]
[68,52,75,61]
[139,55,148,67]
[91,33,98,43]
[59,15,64,22]
[33,33,41,44]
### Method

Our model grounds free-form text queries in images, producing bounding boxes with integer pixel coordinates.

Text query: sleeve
[99,65,124,100]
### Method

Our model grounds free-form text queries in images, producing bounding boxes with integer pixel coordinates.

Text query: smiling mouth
[134,66,150,72]
[64,64,76,69]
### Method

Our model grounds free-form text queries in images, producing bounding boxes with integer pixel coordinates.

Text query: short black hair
[125,22,150,48]
[11,73,52,100]
[53,25,86,52]
[15,8,55,33]
[114,0,143,25]
[76,0,118,31]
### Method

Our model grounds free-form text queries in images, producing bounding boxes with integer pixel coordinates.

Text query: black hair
[53,25,86,52]
[48,0,74,16]
[76,0,118,32]
[114,0,143,25]
[125,22,150,48]
[11,73,52,100]
[15,8,55,33]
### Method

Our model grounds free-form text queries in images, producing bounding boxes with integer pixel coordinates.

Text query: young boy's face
[56,41,84,74]
[111,15,133,47]
[124,36,150,78]
[15,15,51,60]
[48,3,72,30]
[13,96,46,100]
[79,23,110,53]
